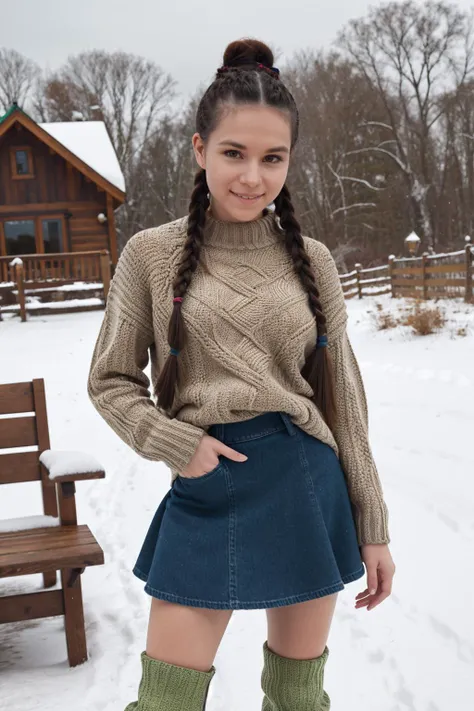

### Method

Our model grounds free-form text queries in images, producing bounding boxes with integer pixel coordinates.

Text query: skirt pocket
[177,457,225,485]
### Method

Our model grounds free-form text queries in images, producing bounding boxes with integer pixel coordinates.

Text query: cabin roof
[39,121,125,193]
[0,103,125,200]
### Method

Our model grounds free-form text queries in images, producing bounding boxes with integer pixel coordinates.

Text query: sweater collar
[202,208,283,250]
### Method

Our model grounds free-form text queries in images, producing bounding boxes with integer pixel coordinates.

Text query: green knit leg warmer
[261,641,331,711]
[124,651,216,711]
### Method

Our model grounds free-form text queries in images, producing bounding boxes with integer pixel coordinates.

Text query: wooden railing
[340,245,473,303]
[0,250,111,322]
[2,244,472,322]
[0,250,110,286]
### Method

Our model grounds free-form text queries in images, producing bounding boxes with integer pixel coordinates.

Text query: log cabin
[0,102,125,283]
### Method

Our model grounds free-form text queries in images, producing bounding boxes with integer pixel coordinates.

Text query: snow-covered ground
[1,295,473,710]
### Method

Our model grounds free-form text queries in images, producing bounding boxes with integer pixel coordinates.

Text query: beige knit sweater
[87,210,390,546]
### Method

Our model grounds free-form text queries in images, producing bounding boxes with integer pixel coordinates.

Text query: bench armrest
[39,449,106,483]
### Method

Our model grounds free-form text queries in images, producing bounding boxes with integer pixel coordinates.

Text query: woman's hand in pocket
[179,434,248,479]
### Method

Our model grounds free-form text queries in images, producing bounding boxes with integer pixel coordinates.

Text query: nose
[239,161,262,189]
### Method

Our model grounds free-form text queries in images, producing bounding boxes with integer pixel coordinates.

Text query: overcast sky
[2,0,474,101]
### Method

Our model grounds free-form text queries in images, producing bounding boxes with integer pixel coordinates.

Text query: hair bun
[223,39,274,71]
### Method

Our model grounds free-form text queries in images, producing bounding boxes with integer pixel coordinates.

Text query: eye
[264,155,283,163]
[224,150,242,159]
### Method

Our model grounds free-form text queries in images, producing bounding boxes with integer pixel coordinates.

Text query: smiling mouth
[231,191,264,200]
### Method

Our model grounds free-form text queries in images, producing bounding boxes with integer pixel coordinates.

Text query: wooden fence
[0,250,111,322]
[340,244,473,303]
[2,244,473,322]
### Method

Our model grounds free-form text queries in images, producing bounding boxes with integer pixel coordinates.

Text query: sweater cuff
[141,416,207,474]
[353,501,391,546]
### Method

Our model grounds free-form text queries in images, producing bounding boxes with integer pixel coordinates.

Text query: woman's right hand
[179,434,248,479]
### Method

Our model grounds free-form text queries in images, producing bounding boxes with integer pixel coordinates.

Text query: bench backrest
[0,379,58,517]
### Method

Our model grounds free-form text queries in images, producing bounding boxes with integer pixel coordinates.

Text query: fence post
[99,251,111,302]
[13,259,26,322]
[466,244,473,304]
[355,263,362,299]
[421,252,428,300]
[388,255,395,298]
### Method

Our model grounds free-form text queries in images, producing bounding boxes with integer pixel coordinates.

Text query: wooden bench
[0,378,105,666]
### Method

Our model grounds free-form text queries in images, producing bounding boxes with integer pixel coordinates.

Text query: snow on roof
[38,120,125,193]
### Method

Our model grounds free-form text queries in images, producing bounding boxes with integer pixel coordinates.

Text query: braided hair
[155,38,337,431]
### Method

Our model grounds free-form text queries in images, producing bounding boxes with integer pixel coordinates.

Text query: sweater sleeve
[308,239,391,546]
[87,232,206,474]
[329,330,391,545]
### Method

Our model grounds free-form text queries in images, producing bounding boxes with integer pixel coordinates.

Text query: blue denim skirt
[133,411,365,609]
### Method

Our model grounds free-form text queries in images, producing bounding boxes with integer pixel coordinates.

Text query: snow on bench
[0,514,60,533]
[39,450,105,480]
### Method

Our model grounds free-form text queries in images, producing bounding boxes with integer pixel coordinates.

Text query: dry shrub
[370,299,449,335]
[370,301,398,330]
[399,300,446,335]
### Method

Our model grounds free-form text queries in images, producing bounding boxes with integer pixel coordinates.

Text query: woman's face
[192,104,292,222]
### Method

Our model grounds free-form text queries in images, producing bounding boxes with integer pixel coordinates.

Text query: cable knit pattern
[87,210,390,545]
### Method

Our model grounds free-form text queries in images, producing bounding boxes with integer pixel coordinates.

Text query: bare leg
[265,593,338,659]
[146,598,233,672]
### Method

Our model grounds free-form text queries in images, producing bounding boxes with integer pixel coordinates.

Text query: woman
[88,37,396,711]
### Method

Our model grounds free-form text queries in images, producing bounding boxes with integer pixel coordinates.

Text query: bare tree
[286,51,401,263]
[0,48,40,112]
[34,75,98,123]
[116,93,201,246]
[338,0,474,250]
[437,81,474,242]
[32,50,176,170]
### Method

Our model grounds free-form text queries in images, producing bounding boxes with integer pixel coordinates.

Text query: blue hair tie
[317,335,328,348]
[170,347,180,356]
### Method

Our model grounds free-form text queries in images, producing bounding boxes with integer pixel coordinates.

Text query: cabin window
[4,220,36,255]
[10,146,34,179]
[16,150,30,174]
[42,219,63,253]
